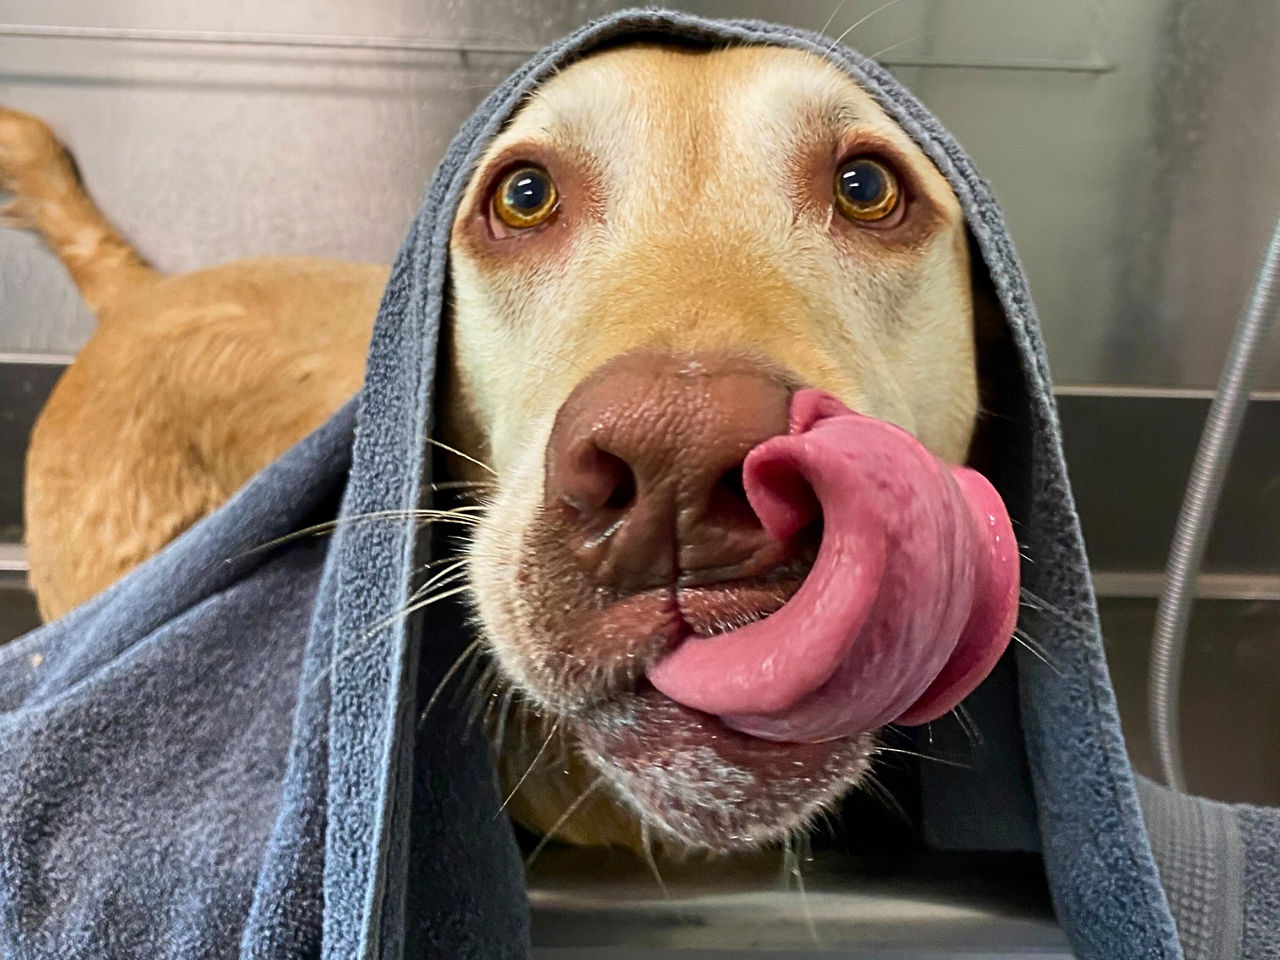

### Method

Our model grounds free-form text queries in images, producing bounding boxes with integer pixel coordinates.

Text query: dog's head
[441,42,980,853]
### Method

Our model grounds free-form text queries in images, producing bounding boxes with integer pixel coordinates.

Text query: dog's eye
[834,157,900,223]
[493,165,558,229]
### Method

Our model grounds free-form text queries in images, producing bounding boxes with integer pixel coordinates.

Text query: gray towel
[1,9,1275,960]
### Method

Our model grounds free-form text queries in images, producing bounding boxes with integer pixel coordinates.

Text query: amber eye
[834,156,900,222]
[493,165,558,229]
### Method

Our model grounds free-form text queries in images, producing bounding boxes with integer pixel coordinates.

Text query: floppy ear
[965,233,1017,477]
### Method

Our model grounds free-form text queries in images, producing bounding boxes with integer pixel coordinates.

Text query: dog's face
[444,43,978,852]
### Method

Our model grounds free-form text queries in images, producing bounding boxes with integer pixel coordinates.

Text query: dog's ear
[965,234,1016,476]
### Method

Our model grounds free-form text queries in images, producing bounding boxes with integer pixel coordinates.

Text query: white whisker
[819,0,853,37]
[492,687,518,758]
[827,0,908,52]
[952,702,984,750]
[869,31,930,61]
[404,561,469,607]
[228,506,482,561]
[640,822,673,903]
[419,639,483,726]
[524,776,605,869]
[497,719,561,815]
[1012,629,1063,676]
[362,583,472,638]
[874,745,973,769]
[425,437,497,476]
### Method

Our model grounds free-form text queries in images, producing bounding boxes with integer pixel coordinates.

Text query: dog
[0,106,388,621]
[5,41,984,856]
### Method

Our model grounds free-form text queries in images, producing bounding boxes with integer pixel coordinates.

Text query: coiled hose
[1148,213,1280,792]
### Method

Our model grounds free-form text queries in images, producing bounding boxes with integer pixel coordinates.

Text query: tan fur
[7,42,978,853]
[1,106,387,619]
[447,45,978,850]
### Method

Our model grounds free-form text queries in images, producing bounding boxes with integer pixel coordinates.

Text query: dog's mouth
[483,388,1019,852]
[550,573,875,852]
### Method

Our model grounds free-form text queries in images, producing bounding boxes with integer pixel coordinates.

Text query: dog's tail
[0,105,158,314]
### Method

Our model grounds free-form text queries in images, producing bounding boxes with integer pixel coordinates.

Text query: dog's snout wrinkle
[544,352,795,595]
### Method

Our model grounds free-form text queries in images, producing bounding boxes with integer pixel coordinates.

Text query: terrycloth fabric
[1,8,1274,960]
[1138,776,1280,960]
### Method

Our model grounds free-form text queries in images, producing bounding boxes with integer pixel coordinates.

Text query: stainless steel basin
[528,847,1072,958]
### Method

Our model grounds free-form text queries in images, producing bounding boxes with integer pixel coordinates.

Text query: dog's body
[4,42,985,854]
[0,106,387,618]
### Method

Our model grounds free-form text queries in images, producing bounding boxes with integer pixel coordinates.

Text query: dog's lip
[579,682,857,773]
[673,578,801,638]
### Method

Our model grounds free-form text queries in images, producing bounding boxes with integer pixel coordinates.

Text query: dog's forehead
[483,43,933,179]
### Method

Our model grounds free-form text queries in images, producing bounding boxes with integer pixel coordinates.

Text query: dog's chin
[477,504,870,853]
[570,688,874,854]
[485,582,876,853]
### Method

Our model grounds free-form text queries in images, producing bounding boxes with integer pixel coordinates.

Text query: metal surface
[1148,213,1280,791]
[0,23,1113,71]
[1057,392,1280,577]
[1102,596,1280,806]
[0,359,61,542]
[3,0,1278,388]
[3,362,1277,588]
[527,847,1071,957]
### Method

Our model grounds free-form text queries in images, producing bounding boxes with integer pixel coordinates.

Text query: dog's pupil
[507,170,548,211]
[839,160,884,205]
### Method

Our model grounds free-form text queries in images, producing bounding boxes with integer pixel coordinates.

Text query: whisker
[874,745,974,769]
[1019,587,1088,630]
[227,507,483,562]
[828,0,909,52]
[819,0,853,37]
[407,554,470,591]
[429,479,498,492]
[524,776,606,869]
[1012,629,1063,676]
[816,807,842,844]
[951,702,984,751]
[879,723,917,744]
[404,562,469,607]
[869,31,931,61]
[476,671,509,736]
[305,581,474,696]
[639,822,674,903]
[860,769,914,829]
[412,553,467,581]
[463,661,501,734]
[497,719,561,815]
[418,639,482,727]
[425,437,497,476]
[492,686,519,759]
[362,583,472,638]
[453,644,490,705]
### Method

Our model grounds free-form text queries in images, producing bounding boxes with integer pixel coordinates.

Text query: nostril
[716,463,748,503]
[704,459,760,529]
[559,443,637,515]
[602,454,637,510]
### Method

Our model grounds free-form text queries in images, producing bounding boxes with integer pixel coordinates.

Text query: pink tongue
[646,390,1019,743]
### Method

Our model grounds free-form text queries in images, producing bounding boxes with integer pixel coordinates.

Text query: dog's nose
[544,352,795,591]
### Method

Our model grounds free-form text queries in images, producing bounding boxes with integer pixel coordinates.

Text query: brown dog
[6,41,982,855]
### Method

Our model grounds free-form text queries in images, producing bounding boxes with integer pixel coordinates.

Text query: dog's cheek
[467,453,555,705]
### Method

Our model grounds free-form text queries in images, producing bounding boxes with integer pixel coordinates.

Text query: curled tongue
[647,390,1019,743]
